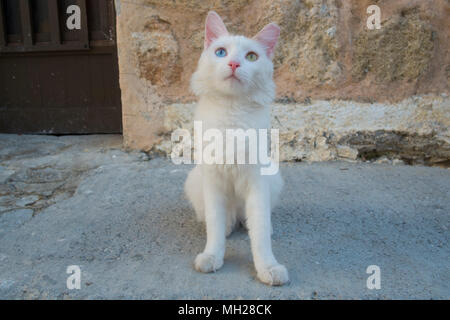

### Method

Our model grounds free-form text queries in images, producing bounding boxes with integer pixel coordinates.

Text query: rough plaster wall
[115,0,449,162]
[156,95,450,165]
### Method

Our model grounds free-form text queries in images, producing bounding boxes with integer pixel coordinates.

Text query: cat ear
[204,11,229,49]
[254,23,280,58]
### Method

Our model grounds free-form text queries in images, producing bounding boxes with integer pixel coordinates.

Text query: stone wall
[115,0,450,164]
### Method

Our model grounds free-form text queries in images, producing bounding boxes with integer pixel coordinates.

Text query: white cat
[184,11,288,286]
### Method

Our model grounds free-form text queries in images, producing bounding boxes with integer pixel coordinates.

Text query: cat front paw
[257,264,289,286]
[194,252,223,273]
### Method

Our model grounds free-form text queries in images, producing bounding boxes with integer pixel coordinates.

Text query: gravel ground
[0,134,448,299]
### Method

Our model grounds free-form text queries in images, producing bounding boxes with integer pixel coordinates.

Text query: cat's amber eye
[245,52,258,62]
[215,48,227,58]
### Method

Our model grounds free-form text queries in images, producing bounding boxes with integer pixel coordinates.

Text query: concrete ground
[0,134,448,299]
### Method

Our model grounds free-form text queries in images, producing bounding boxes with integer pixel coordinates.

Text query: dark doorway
[0,0,122,134]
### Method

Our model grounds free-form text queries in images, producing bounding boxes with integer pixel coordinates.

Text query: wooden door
[0,0,122,133]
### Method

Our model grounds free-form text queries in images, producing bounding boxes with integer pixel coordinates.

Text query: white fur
[184,12,288,286]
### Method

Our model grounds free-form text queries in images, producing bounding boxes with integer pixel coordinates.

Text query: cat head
[191,11,280,105]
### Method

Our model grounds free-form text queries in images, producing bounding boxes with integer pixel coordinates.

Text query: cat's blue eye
[215,48,227,58]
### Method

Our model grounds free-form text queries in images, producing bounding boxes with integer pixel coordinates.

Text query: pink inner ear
[204,11,229,48]
[254,23,280,58]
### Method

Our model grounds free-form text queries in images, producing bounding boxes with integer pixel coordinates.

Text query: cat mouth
[225,74,241,83]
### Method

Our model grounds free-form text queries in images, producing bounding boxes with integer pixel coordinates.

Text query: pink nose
[228,61,240,72]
